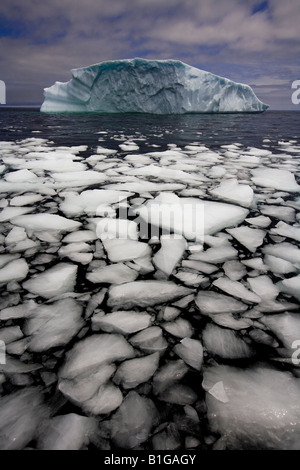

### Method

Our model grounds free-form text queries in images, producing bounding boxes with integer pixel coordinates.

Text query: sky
[0,0,300,109]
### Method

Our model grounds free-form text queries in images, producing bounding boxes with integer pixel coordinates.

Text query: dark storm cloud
[0,0,299,108]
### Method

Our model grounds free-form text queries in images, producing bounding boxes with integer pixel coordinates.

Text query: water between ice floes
[0,109,299,450]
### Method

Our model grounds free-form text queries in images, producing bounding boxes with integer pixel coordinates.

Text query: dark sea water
[1,108,300,151]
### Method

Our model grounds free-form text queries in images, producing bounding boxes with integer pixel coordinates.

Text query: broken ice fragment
[108,281,193,309]
[91,310,151,335]
[110,391,158,449]
[23,263,78,299]
[153,235,187,276]
[173,337,203,371]
[226,226,266,253]
[195,291,248,315]
[113,352,160,389]
[59,334,134,380]
[202,323,255,359]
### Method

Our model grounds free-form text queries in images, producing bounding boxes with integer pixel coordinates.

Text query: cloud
[0,0,299,108]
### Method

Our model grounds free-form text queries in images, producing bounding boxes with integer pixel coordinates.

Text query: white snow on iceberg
[41,58,268,114]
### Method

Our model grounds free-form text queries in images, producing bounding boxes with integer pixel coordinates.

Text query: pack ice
[41,58,268,114]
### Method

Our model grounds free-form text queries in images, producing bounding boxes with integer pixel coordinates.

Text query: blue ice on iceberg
[41,58,268,114]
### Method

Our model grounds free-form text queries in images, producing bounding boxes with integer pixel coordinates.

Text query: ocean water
[0,108,300,451]
[1,108,300,149]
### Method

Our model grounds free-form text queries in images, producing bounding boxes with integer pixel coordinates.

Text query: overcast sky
[0,0,299,109]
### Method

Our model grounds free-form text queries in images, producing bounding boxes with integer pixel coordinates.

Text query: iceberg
[41,58,268,114]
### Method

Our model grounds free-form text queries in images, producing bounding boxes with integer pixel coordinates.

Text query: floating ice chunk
[260,205,296,223]
[202,324,255,359]
[129,326,168,354]
[5,226,27,245]
[182,259,218,275]
[262,242,300,266]
[152,359,189,395]
[210,313,252,330]
[264,254,297,274]
[106,182,185,193]
[226,226,266,252]
[251,168,300,192]
[174,271,207,287]
[173,337,203,371]
[113,352,160,389]
[0,254,20,269]
[92,310,151,334]
[12,213,81,233]
[108,281,193,309]
[87,263,138,285]
[124,154,153,164]
[248,329,279,348]
[195,291,248,315]
[82,382,123,415]
[0,181,56,195]
[0,259,29,285]
[37,413,97,450]
[10,194,44,206]
[152,424,182,450]
[9,238,39,253]
[110,391,158,449]
[101,237,151,263]
[23,299,84,352]
[96,146,117,155]
[125,163,202,183]
[135,193,248,241]
[162,318,193,338]
[277,275,300,301]
[62,230,97,243]
[188,245,238,264]
[96,218,138,240]
[0,206,34,222]
[23,263,77,299]
[162,306,181,321]
[270,221,300,242]
[60,189,133,217]
[247,275,279,300]
[59,334,134,380]
[158,384,197,405]
[261,313,300,356]
[119,142,139,151]
[203,364,300,449]
[0,388,47,450]
[125,256,155,275]
[223,260,247,281]
[245,215,271,228]
[59,242,91,257]
[246,147,271,157]
[0,326,23,344]
[206,380,229,403]
[41,58,268,114]
[58,364,116,405]
[19,159,86,173]
[153,235,187,276]
[51,170,107,186]
[0,300,36,320]
[4,169,38,182]
[241,257,268,272]
[210,179,253,208]
[213,277,261,303]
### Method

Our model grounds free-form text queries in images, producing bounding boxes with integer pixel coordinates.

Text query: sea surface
[0,108,300,451]
[1,108,300,149]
